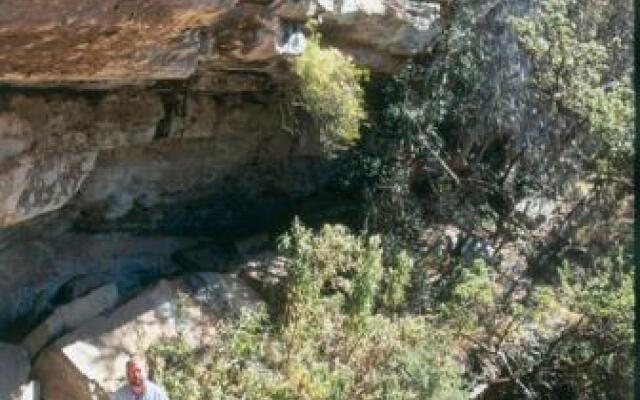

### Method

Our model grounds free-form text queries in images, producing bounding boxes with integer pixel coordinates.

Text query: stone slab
[23,284,118,359]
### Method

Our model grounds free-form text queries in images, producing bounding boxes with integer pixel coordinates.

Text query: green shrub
[498,260,634,399]
[435,258,497,335]
[148,221,465,399]
[381,250,413,311]
[512,0,633,168]
[293,34,368,153]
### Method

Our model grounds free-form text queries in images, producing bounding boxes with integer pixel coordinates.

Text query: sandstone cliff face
[0,0,441,228]
[0,87,300,227]
[0,0,439,85]
[0,0,441,337]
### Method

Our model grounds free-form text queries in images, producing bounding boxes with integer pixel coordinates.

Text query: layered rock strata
[0,0,440,86]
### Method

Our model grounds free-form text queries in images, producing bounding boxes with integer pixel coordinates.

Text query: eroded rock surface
[0,88,289,225]
[0,233,195,339]
[22,284,119,359]
[0,0,440,86]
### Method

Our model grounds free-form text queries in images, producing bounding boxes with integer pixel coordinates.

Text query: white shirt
[111,380,169,400]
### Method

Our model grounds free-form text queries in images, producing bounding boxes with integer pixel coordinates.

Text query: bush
[491,261,634,399]
[293,34,368,154]
[512,0,633,169]
[148,221,466,399]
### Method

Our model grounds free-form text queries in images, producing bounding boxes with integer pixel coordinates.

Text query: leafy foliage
[488,259,634,400]
[512,0,633,172]
[148,1,632,398]
[148,221,465,399]
[381,250,413,311]
[352,0,632,246]
[293,34,368,154]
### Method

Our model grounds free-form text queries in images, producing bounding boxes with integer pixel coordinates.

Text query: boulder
[23,284,119,359]
[32,273,261,400]
[240,255,288,302]
[183,272,264,316]
[514,196,557,228]
[0,343,30,399]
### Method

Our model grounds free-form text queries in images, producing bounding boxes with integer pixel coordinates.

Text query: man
[112,356,169,400]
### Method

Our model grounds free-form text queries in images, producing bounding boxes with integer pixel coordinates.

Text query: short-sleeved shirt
[111,381,169,400]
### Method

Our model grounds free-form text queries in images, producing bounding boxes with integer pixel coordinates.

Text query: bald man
[112,357,169,400]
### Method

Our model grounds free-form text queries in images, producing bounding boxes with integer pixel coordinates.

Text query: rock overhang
[0,0,441,88]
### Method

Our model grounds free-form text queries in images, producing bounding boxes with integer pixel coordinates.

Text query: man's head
[125,356,147,395]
